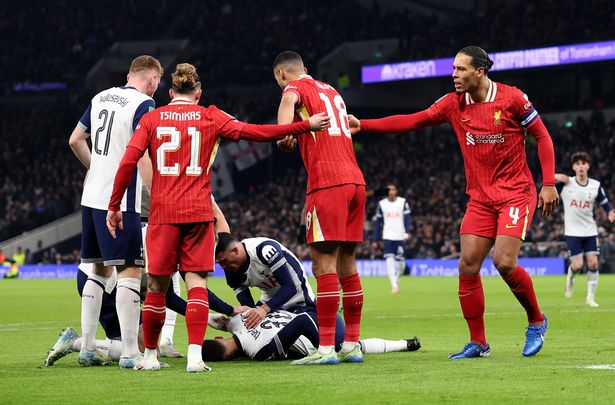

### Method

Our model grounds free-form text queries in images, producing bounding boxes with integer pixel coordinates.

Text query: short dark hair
[272,51,304,70]
[571,151,590,165]
[458,46,494,73]
[215,233,239,256]
[202,339,229,361]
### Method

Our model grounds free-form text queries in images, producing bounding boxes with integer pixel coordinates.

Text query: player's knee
[458,256,481,275]
[492,256,516,275]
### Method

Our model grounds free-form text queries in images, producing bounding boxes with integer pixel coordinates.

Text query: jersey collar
[298,74,313,81]
[464,79,497,105]
[169,98,193,105]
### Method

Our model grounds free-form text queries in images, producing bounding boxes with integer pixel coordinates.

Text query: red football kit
[361,80,556,240]
[109,99,313,274]
[283,75,366,244]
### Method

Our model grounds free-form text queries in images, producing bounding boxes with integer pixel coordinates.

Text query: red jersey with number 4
[283,75,365,194]
[426,80,540,204]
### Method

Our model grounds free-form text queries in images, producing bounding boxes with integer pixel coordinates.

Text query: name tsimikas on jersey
[159,111,202,121]
[465,131,504,145]
[99,94,130,107]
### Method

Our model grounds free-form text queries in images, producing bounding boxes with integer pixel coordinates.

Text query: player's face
[387,185,397,199]
[145,70,161,97]
[215,246,244,272]
[572,160,590,176]
[452,53,480,94]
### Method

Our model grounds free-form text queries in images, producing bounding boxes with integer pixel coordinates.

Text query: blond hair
[171,63,201,93]
[129,55,163,75]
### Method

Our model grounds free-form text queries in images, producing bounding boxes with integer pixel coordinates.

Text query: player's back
[145,101,224,224]
[82,86,152,212]
[239,237,315,309]
[286,75,365,193]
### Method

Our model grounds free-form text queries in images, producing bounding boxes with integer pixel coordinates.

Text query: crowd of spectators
[3,0,615,267]
[4,0,613,92]
[0,107,85,242]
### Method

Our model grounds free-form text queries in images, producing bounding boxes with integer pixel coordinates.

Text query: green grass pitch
[1,275,614,404]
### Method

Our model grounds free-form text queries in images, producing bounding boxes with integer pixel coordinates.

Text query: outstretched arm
[349,110,436,135]
[555,173,569,184]
[527,118,558,216]
[218,113,329,142]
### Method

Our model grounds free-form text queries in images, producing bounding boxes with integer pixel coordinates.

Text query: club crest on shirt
[494,110,502,125]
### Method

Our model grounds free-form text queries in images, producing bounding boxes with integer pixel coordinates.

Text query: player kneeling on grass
[202,310,420,362]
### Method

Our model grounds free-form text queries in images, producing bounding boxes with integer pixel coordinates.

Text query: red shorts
[305,184,365,244]
[460,193,537,240]
[145,222,215,276]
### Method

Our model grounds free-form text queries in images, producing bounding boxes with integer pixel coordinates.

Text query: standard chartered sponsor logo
[465,131,504,145]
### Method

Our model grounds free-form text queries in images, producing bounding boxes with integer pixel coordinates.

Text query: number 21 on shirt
[156,126,207,176]
[318,93,351,138]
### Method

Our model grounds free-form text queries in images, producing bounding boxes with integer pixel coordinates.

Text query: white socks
[187,344,202,365]
[116,277,142,358]
[359,338,408,354]
[587,269,599,299]
[72,337,123,360]
[386,257,398,289]
[318,345,334,355]
[160,272,181,345]
[81,277,107,351]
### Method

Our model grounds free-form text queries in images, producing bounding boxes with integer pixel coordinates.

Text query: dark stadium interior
[1,0,615,268]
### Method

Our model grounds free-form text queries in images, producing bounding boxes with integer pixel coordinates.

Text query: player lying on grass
[202,310,421,362]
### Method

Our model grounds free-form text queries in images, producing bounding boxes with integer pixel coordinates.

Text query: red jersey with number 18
[283,75,365,194]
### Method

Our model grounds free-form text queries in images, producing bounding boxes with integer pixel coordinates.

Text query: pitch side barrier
[0,258,564,279]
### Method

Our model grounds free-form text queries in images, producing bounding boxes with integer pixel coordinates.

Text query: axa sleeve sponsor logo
[465,131,504,145]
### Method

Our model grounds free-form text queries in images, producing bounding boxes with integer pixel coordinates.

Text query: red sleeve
[213,106,311,142]
[108,146,145,211]
[527,117,556,186]
[282,83,301,105]
[360,110,436,134]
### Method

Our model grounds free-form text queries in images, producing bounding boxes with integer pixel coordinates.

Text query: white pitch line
[373,308,615,319]
[0,326,71,332]
[577,365,615,370]
[0,320,79,327]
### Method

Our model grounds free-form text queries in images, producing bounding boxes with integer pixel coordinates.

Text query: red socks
[339,273,364,343]
[316,273,340,347]
[458,275,486,346]
[503,265,544,324]
[142,291,166,350]
[186,287,209,345]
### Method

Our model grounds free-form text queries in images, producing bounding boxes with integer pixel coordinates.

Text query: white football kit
[78,86,154,212]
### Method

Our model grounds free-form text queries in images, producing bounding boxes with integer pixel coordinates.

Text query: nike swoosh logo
[133,300,141,303]
[458,292,472,297]
[461,118,470,122]
[505,224,518,229]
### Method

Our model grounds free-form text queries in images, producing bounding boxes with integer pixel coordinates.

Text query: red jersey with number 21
[283,75,365,194]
